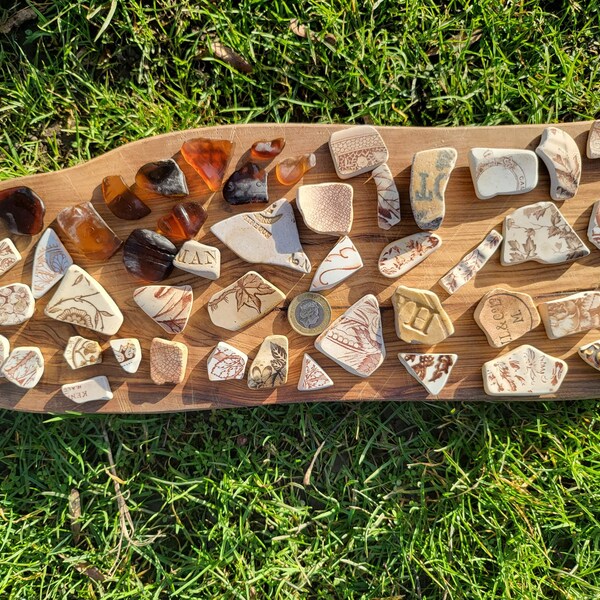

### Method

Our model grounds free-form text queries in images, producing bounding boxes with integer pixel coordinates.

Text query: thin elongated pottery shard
[0,335,9,376]
[315,294,385,378]
[468,148,538,199]
[536,127,581,200]
[0,283,35,326]
[309,236,363,292]
[211,199,310,274]
[587,120,600,159]
[150,338,188,385]
[31,228,73,299]
[329,126,388,179]
[0,186,46,235]
[578,340,600,371]
[372,164,400,229]
[296,183,353,236]
[501,202,589,265]
[180,138,234,192]
[409,147,457,230]
[248,335,288,389]
[207,341,248,381]
[133,285,193,334]
[135,159,189,197]
[110,338,142,374]
[587,200,600,250]
[482,344,567,396]
[538,291,600,339]
[173,240,221,280]
[63,335,102,370]
[45,265,124,336]
[207,271,285,331]
[0,238,21,277]
[1,347,44,389]
[398,352,457,395]
[378,232,441,279]
[439,229,502,295]
[298,353,333,391]
[62,376,113,403]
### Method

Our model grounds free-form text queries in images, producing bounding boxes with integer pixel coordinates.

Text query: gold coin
[287,292,331,336]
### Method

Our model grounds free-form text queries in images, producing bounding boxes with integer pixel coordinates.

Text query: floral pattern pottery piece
[207,341,248,381]
[1,346,44,389]
[173,240,221,280]
[587,120,600,159]
[398,352,457,395]
[309,236,363,292]
[62,376,113,403]
[297,353,333,391]
[110,338,142,374]
[31,228,73,299]
[329,126,388,179]
[538,290,600,339]
[0,283,35,326]
[296,183,354,236]
[378,232,441,279]
[248,335,288,389]
[0,238,21,278]
[578,339,600,371]
[372,163,401,230]
[63,335,102,370]
[150,338,188,385]
[133,285,193,334]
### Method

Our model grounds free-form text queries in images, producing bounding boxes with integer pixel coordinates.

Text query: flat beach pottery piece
[207,341,248,381]
[578,339,600,371]
[438,229,502,295]
[150,338,188,385]
[482,344,567,396]
[538,290,600,339]
[0,335,9,375]
[378,232,441,279]
[535,126,581,201]
[0,238,21,278]
[133,285,193,334]
[63,335,102,370]
[309,236,363,292]
[329,126,388,179]
[207,271,285,331]
[173,240,221,280]
[398,352,457,395]
[298,353,333,391]
[296,183,354,236]
[501,202,589,266]
[0,283,35,326]
[211,199,310,274]
[110,338,142,374]
[587,120,600,159]
[31,228,73,299]
[587,200,600,250]
[1,346,44,389]
[315,294,385,378]
[371,163,400,230]
[45,265,123,336]
[62,376,113,403]
[248,335,288,389]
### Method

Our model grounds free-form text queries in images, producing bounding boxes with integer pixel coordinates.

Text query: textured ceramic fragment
[31,228,73,299]
[180,138,233,192]
[502,202,589,265]
[275,153,316,186]
[587,200,600,250]
[587,121,600,159]
[287,292,331,336]
[372,163,400,230]
[309,236,363,292]
[329,126,388,179]
[223,162,268,205]
[536,127,581,200]
[296,183,353,236]
[378,232,441,279]
[150,338,188,385]
[298,353,333,391]
[135,159,189,197]
[0,238,21,277]
[207,341,248,381]
[133,285,193,334]
[398,352,457,395]
[45,265,123,335]
[102,175,151,220]
[250,138,285,160]
[248,335,288,389]
[0,283,35,326]
[409,147,457,230]
[62,376,113,403]
[1,346,44,389]
[578,340,600,371]
[63,335,102,370]
[0,186,45,235]
[156,201,207,243]
[315,294,385,378]
[123,229,177,282]
[173,240,220,280]
[482,344,567,396]
[110,338,142,374]
[207,271,285,331]
[439,229,502,294]
[539,290,600,339]
[0,335,10,376]
[211,199,310,273]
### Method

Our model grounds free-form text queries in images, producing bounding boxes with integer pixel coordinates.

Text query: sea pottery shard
[211,199,310,274]
[135,159,189,197]
[538,291,600,339]
[315,294,385,378]
[248,335,288,389]
[501,202,589,265]
[250,138,285,160]
[110,338,142,374]
[63,335,102,370]
[173,240,220,280]
[587,120,600,159]
[298,353,333,391]
[207,341,248,381]
[468,148,538,199]
[102,175,151,220]
[587,200,600,250]
[275,153,316,186]
[180,138,234,192]
[398,352,457,395]
[31,228,73,299]
[536,127,581,200]
[62,376,113,403]
[329,126,388,179]
[223,162,268,204]
[309,236,363,292]
[133,285,193,334]
[296,183,353,236]
[1,346,44,389]
[150,338,188,385]
[0,238,21,277]
[578,340,600,371]
[0,335,9,376]
[123,229,177,282]
[156,201,207,243]
[378,232,441,279]
[371,163,401,230]
[0,283,35,326]
[0,186,46,235]
[482,344,567,396]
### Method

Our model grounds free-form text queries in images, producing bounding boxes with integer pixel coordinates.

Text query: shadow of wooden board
[0,122,598,413]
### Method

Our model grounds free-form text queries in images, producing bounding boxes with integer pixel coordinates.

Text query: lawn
[1,0,600,598]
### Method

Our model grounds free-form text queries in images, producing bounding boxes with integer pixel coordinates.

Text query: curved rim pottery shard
[328,126,388,179]
[309,236,363,292]
[31,228,73,299]
[210,199,311,274]
[0,283,35,326]
[378,232,441,279]
[296,183,354,236]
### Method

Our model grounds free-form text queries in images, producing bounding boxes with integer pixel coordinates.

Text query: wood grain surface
[0,122,599,413]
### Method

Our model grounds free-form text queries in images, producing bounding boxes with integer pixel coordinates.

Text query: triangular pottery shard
[133,285,193,334]
[180,138,234,192]
[538,290,600,339]
[501,201,589,266]
[398,352,457,395]
[211,199,311,274]
[315,294,385,378]
[298,353,333,391]
[31,228,73,299]
[329,126,388,179]
[309,236,363,292]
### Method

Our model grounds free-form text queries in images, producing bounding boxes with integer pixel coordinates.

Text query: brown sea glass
[180,138,234,192]
[223,162,268,205]
[157,202,208,244]
[135,159,189,197]
[0,186,45,235]
[123,229,177,282]
[102,175,151,220]
[56,202,122,260]
[275,153,317,186]
[250,138,286,160]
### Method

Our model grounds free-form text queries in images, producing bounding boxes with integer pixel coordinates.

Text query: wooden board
[0,122,598,413]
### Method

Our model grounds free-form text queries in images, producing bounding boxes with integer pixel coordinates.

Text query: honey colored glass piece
[275,153,316,186]
[157,202,208,243]
[56,202,122,260]
[0,186,46,235]
[223,162,268,205]
[180,138,234,192]
[250,138,286,160]
[102,175,151,220]
[135,159,189,197]
[123,228,177,282]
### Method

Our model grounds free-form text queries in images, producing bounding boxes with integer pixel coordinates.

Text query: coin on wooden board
[287,292,332,337]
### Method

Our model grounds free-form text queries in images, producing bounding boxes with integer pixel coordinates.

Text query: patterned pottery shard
[535,126,581,200]
[0,335,9,376]
[275,153,316,186]
[63,335,102,370]
[372,163,400,230]
[587,200,600,251]
[329,126,388,179]
[31,228,73,299]
[0,283,35,326]
[538,291,600,340]
[133,285,193,334]
[296,183,353,236]
[587,120,600,159]
[409,147,457,231]
[468,148,538,199]
[248,335,288,389]
[62,376,113,403]
[501,202,589,266]
[45,265,124,336]
[315,294,385,378]
[211,199,310,274]
[398,352,457,395]
[439,229,502,295]
[223,162,268,205]
[482,344,567,396]
[180,138,234,192]
[150,338,188,385]
[309,236,363,292]
[110,338,142,374]
[207,271,285,331]
[378,232,441,279]
[207,341,248,381]
[578,340,600,371]
[1,346,44,389]
[298,353,333,391]
[0,186,46,235]
[173,240,221,280]
[0,238,21,278]
[135,159,189,197]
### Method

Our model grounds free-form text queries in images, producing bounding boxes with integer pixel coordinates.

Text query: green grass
[1,0,600,597]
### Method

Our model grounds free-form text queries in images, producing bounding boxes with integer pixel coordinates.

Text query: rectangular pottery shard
[173,240,221,280]
[62,376,113,403]
[150,338,188,385]
[328,126,388,179]
[539,291,600,339]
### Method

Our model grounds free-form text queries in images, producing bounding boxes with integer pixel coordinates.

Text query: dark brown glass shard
[0,186,46,235]
[180,138,234,192]
[157,202,208,244]
[223,162,268,205]
[123,229,177,282]
[275,153,316,186]
[135,159,189,197]
[250,138,286,160]
[102,175,151,220]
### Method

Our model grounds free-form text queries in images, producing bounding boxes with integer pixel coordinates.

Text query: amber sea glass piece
[275,153,316,186]
[223,162,268,205]
[0,186,45,235]
[135,159,189,197]
[157,201,208,243]
[250,138,286,160]
[180,138,234,192]
[102,175,151,220]
[56,202,122,260]
[123,229,177,282]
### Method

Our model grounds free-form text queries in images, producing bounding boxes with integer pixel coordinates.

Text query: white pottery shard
[133,285,193,334]
[0,334,9,376]
[329,125,388,179]
[372,163,400,230]
[296,183,354,236]
[378,232,441,279]
[0,283,35,326]
[309,236,363,292]
[398,352,457,395]
[587,200,600,250]
[0,238,21,278]
[31,228,73,299]
[63,335,102,369]
[247,335,288,389]
[538,290,600,339]
[207,341,248,381]
[110,338,142,374]
[587,120,600,159]
[150,338,188,385]
[298,353,333,391]
[1,346,44,389]
[173,240,220,280]
[62,376,113,403]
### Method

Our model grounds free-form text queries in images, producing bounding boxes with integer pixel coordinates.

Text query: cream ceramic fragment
[578,339,600,371]
[31,228,73,299]
[63,335,102,370]
[329,125,388,179]
[45,265,123,335]
[587,120,600,159]
[0,238,21,278]
[536,126,581,200]
[378,232,441,279]
[587,200,600,250]
[248,335,288,389]
[309,236,363,292]
[1,346,44,389]
[501,202,589,265]
[296,183,354,236]
[211,199,310,273]
[0,283,34,326]
[0,334,9,376]
[372,163,400,229]
[134,285,193,334]
[482,344,567,396]
[315,294,385,378]
[398,352,457,395]
[150,338,188,385]
[173,240,220,280]
[298,353,333,391]
[62,376,112,403]
[110,338,142,374]
[538,290,600,339]
[207,341,248,381]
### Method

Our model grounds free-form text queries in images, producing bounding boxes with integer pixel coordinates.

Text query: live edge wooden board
[1,122,599,413]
